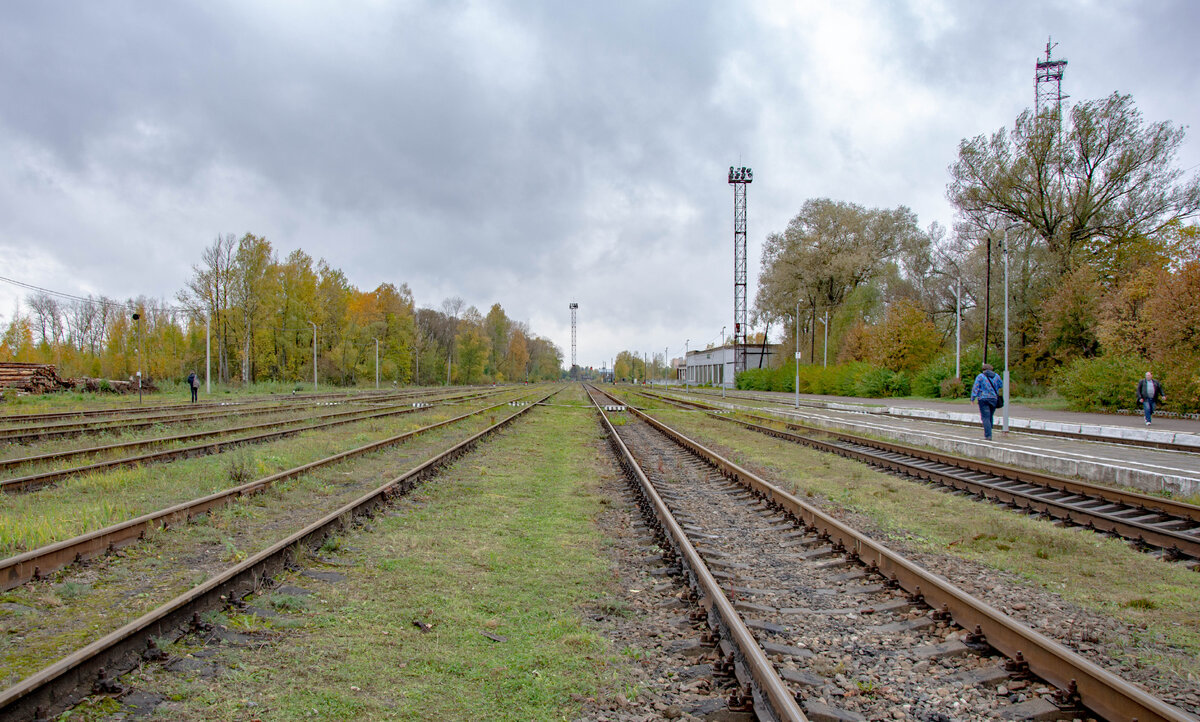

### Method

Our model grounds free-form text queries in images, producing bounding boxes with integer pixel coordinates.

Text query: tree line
[751,91,1200,411]
[0,233,563,386]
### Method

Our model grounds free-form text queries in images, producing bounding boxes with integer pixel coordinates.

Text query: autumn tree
[948,92,1200,274]
[862,299,941,373]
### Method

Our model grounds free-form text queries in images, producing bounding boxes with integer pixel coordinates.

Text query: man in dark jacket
[1136,371,1165,425]
[970,363,1003,440]
[187,371,199,403]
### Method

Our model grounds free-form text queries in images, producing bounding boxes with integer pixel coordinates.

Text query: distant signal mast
[728,165,752,378]
[1035,37,1068,120]
[569,302,578,377]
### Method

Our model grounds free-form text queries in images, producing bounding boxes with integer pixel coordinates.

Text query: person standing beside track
[1136,371,1166,425]
[970,363,1003,440]
[187,371,199,403]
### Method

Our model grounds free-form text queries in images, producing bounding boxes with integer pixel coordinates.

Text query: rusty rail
[0,391,534,590]
[638,389,1200,561]
[0,388,559,721]
[586,384,806,722]
[614,388,1193,722]
[1,389,503,493]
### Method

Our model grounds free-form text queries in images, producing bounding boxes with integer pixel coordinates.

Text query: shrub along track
[637,389,1200,567]
[588,385,1194,722]
[676,386,1200,454]
[0,387,453,443]
[0,388,506,493]
[0,386,563,720]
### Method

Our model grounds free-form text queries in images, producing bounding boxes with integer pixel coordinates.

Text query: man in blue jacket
[970,363,1003,440]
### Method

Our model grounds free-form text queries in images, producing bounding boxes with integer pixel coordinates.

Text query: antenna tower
[728,166,752,377]
[1035,37,1068,120]
[569,302,578,377]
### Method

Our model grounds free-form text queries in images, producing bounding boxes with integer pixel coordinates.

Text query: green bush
[1052,354,1146,411]
[939,376,967,398]
[913,356,956,397]
[854,367,897,397]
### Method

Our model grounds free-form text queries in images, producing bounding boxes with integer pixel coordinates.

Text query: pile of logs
[0,363,157,396]
[0,363,67,394]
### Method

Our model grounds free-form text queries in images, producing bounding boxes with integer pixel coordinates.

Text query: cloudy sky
[3,1,1198,369]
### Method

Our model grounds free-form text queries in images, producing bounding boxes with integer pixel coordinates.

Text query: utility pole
[983,235,992,366]
[1003,227,1011,433]
[374,338,380,390]
[684,339,689,391]
[955,279,961,379]
[794,300,800,409]
[821,310,829,367]
[205,311,211,394]
[309,321,318,391]
[132,311,143,406]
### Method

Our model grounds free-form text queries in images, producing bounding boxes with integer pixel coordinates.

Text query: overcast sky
[3,1,1198,370]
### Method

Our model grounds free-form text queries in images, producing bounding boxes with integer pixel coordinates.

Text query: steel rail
[0,387,456,439]
[0,388,497,477]
[0,389,503,493]
[643,390,1200,558]
[0,388,559,721]
[637,390,1200,560]
[0,391,537,591]
[585,385,805,722]
[0,387,401,425]
[674,387,1200,454]
[617,389,1193,722]
[0,396,397,442]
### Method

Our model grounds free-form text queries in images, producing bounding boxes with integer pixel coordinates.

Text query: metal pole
[1003,229,1010,433]
[309,321,318,391]
[135,313,142,406]
[664,346,668,388]
[685,339,689,391]
[205,311,211,394]
[795,300,800,408]
[822,310,828,367]
[983,235,992,366]
[955,279,961,380]
[375,338,379,390]
[720,327,726,397]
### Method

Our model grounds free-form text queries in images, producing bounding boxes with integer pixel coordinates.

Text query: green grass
[120,384,625,720]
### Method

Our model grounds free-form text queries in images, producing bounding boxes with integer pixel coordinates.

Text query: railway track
[674,387,1200,454]
[587,384,1194,722]
[0,386,561,720]
[0,388,504,493]
[638,389,1200,565]
[0,389,532,590]
[0,387,401,426]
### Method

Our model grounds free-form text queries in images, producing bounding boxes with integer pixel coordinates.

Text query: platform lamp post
[374,338,380,390]
[820,310,829,367]
[720,326,726,397]
[205,310,211,394]
[1002,224,1017,434]
[309,321,318,391]
[131,311,143,406]
[794,299,801,409]
[684,339,689,391]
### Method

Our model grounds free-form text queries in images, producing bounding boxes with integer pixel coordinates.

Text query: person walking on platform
[970,363,1003,440]
[187,371,200,403]
[1136,371,1165,425]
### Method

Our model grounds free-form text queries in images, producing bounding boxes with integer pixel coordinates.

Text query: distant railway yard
[1,384,1198,721]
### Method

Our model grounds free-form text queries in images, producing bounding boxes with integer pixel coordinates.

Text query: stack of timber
[0,363,67,394]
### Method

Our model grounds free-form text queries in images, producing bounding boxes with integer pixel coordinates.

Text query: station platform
[673,388,1200,498]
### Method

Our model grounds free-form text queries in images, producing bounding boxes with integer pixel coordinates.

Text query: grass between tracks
[0,394,526,556]
[624,392,1200,685]
[104,385,625,720]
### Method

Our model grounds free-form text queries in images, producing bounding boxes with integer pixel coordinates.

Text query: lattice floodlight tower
[1035,37,1068,121]
[728,166,752,377]
[569,302,579,378]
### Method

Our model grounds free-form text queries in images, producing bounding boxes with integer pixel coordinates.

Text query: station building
[682,344,780,388]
